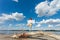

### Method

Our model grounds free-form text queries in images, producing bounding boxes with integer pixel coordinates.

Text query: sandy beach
[0,31,60,40]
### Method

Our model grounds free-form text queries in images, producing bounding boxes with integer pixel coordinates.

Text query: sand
[0,31,60,40]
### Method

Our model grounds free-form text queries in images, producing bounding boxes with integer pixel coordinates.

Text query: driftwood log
[11,31,60,40]
[11,31,44,38]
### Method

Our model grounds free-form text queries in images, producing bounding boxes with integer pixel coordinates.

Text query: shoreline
[0,31,60,40]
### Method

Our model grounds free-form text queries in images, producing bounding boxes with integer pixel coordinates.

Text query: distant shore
[0,30,60,31]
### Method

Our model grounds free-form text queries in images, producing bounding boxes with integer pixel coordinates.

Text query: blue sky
[0,0,60,30]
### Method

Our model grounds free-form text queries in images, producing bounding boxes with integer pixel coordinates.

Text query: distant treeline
[44,30,60,32]
[0,30,60,32]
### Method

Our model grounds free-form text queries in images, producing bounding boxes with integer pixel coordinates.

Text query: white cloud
[48,25,53,28]
[13,0,18,2]
[35,0,60,17]
[0,23,26,30]
[12,12,25,20]
[16,24,25,27]
[39,19,60,25]
[0,12,25,23]
[35,24,41,27]
[35,19,60,30]
[56,24,60,27]
[9,24,12,27]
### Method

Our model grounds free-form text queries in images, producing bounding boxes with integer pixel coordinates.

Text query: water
[0,30,25,35]
[43,30,60,35]
[0,30,60,35]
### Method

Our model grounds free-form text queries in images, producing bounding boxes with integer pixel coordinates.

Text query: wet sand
[0,32,60,40]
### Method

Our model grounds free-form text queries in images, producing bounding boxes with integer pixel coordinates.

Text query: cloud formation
[13,0,18,2]
[48,25,53,28]
[39,19,60,25]
[35,0,60,17]
[0,12,25,23]
[36,19,60,30]
[56,24,60,27]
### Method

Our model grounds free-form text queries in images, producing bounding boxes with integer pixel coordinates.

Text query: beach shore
[0,31,60,40]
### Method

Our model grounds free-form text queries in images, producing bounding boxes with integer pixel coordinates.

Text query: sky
[0,0,60,30]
